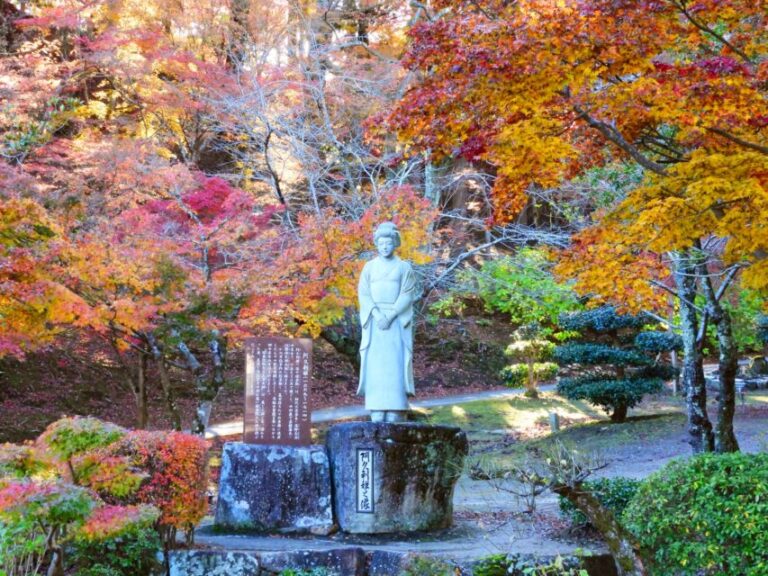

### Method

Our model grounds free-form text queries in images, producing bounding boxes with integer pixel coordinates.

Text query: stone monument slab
[244,338,311,445]
[326,422,468,534]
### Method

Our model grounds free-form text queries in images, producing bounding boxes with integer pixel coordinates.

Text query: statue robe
[357,256,416,410]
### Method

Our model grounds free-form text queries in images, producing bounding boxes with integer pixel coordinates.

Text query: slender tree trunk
[146,333,182,431]
[176,331,227,436]
[525,358,539,398]
[712,309,739,452]
[110,337,149,430]
[136,352,148,429]
[696,257,740,453]
[672,252,714,453]
[552,483,647,575]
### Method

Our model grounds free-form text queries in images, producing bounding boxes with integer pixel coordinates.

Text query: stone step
[169,547,618,576]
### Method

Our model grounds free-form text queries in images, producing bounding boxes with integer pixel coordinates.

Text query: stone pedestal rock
[214,443,334,534]
[326,422,468,534]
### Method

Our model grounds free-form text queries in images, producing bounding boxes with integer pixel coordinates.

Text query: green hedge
[623,453,768,576]
[559,477,641,527]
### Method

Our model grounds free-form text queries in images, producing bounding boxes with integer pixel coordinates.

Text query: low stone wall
[169,549,618,576]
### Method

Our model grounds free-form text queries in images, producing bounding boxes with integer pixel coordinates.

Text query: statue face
[376,236,395,258]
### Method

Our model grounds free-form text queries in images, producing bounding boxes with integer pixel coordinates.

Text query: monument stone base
[325,422,468,534]
[214,443,334,535]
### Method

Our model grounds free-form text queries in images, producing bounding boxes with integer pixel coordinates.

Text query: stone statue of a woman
[357,222,416,422]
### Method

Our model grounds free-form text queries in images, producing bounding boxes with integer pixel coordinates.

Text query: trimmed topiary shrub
[634,331,683,354]
[555,307,676,422]
[502,323,558,398]
[559,477,641,527]
[623,453,768,576]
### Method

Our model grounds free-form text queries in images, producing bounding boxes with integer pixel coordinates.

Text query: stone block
[368,551,416,576]
[326,422,468,534]
[168,551,259,576]
[214,442,334,534]
[258,548,366,575]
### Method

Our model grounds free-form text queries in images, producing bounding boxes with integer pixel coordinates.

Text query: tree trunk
[672,252,714,453]
[610,404,628,423]
[712,309,739,453]
[696,258,740,453]
[111,338,149,430]
[178,331,227,436]
[551,483,647,575]
[136,352,148,429]
[525,359,539,398]
[174,336,207,435]
[146,333,182,431]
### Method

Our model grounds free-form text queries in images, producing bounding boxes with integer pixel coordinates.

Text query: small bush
[624,453,768,576]
[106,431,209,543]
[559,477,641,527]
[71,504,162,576]
[38,417,125,461]
[472,554,587,576]
[501,362,559,388]
[278,569,336,576]
[399,556,453,576]
[0,480,96,574]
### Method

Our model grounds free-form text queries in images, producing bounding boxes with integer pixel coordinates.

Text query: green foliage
[758,315,768,347]
[559,477,641,527]
[72,505,161,576]
[0,443,52,479]
[472,554,510,576]
[399,556,453,576]
[505,328,556,364]
[633,331,682,353]
[553,344,650,367]
[428,293,467,319]
[472,553,588,576]
[725,290,768,352]
[555,307,671,421]
[557,378,662,419]
[278,570,336,576]
[465,248,582,326]
[0,481,97,574]
[38,417,126,461]
[624,453,768,576]
[501,362,559,388]
[502,323,559,394]
[558,306,646,333]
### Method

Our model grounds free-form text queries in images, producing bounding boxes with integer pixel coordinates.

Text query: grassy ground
[417,391,687,473]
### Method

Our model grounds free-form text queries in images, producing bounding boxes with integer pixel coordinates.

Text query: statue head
[373,221,401,259]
